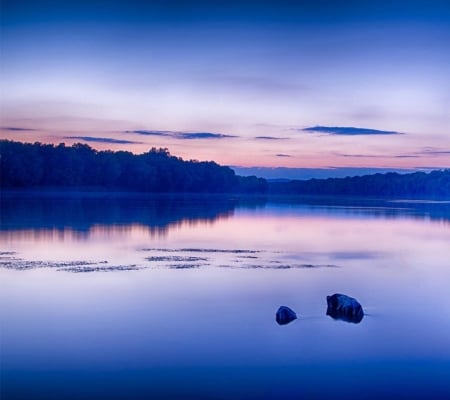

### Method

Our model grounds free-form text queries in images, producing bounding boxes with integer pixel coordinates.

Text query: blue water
[1,193,449,399]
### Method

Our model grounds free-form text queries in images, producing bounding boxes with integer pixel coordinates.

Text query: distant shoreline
[1,140,449,200]
[1,188,449,204]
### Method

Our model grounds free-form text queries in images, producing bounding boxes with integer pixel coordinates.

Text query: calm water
[1,193,450,399]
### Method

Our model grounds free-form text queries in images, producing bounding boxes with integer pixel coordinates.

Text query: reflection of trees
[1,194,448,241]
[259,196,450,223]
[0,194,237,236]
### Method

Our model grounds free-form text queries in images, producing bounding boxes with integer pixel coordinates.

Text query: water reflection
[263,196,450,223]
[1,192,450,399]
[0,193,236,238]
[1,193,449,242]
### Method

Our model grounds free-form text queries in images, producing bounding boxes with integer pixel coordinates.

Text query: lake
[1,192,449,399]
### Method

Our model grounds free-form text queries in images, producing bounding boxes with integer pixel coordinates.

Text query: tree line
[1,140,449,198]
[0,140,267,193]
[268,169,450,199]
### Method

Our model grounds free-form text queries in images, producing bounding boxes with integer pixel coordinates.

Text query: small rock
[326,293,364,323]
[276,306,297,325]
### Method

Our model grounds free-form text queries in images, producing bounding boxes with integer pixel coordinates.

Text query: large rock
[326,293,364,323]
[276,306,297,325]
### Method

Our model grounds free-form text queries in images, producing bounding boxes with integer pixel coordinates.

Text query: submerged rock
[276,306,297,325]
[326,293,364,323]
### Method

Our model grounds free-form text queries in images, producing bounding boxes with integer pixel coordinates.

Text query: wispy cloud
[177,132,237,140]
[337,154,384,158]
[254,136,289,140]
[276,154,292,157]
[125,130,171,136]
[336,153,419,159]
[126,130,238,140]
[302,126,402,136]
[1,127,37,131]
[337,148,450,158]
[203,74,307,95]
[420,147,450,155]
[64,136,142,144]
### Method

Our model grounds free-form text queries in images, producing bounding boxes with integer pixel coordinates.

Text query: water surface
[1,193,449,399]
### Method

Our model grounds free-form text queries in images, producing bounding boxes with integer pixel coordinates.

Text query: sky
[1,0,449,178]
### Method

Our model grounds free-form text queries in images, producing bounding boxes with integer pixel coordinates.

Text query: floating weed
[166,263,205,269]
[235,255,259,259]
[0,259,109,271]
[60,265,140,273]
[145,256,208,262]
[140,248,261,254]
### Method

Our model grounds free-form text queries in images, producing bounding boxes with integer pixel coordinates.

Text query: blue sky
[1,1,449,176]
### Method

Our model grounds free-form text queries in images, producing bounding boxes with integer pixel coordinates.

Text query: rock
[276,306,297,325]
[326,293,364,323]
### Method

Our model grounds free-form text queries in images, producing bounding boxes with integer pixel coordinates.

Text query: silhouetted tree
[268,170,450,199]
[0,140,264,194]
[1,140,448,198]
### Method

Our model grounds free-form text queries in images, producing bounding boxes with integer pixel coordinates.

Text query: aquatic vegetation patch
[221,263,341,270]
[0,258,109,271]
[140,247,261,254]
[145,256,208,262]
[166,263,205,269]
[235,255,259,259]
[180,248,261,254]
[0,251,18,256]
[296,264,340,269]
[0,250,342,272]
[61,265,141,273]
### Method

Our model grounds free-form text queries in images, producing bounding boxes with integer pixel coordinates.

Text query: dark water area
[0,192,238,235]
[1,192,449,399]
[1,191,449,234]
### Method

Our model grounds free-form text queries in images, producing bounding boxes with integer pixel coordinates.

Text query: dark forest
[1,140,449,199]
